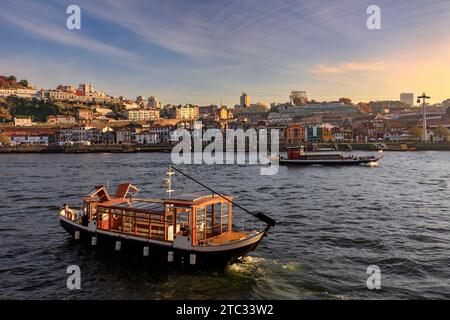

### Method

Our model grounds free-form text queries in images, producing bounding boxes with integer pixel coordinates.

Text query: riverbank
[1,141,450,153]
[0,144,173,153]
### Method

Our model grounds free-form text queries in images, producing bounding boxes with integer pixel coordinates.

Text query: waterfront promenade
[1,142,450,153]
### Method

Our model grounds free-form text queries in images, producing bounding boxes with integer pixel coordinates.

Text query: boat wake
[362,161,379,167]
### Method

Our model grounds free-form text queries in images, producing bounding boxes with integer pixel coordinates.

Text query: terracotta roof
[114,183,140,198]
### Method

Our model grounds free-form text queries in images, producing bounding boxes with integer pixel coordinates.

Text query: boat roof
[301,152,342,155]
[98,199,165,213]
[170,193,214,202]
[165,193,231,205]
[113,201,163,211]
[86,184,231,209]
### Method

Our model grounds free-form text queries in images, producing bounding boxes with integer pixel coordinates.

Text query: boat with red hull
[279,146,383,166]
[59,166,276,267]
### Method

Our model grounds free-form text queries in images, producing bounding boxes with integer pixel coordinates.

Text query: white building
[14,117,33,127]
[11,134,49,145]
[175,105,199,120]
[134,132,159,144]
[0,88,37,99]
[122,100,139,110]
[48,90,77,101]
[400,93,415,108]
[267,113,293,125]
[148,96,163,109]
[47,115,77,126]
[116,129,131,144]
[126,108,160,121]
[148,125,173,143]
[58,126,95,142]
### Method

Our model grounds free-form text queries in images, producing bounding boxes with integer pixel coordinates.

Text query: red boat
[279,145,383,166]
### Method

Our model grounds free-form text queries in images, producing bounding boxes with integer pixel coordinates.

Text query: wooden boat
[59,166,276,266]
[279,146,383,166]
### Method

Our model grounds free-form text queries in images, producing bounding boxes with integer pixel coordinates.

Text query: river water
[0,152,449,299]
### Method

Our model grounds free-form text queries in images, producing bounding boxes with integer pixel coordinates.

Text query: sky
[0,0,449,105]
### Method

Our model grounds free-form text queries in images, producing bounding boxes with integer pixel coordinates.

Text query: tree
[433,126,449,141]
[7,75,17,82]
[0,134,11,145]
[18,79,29,87]
[7,96,63,122]
[358,102,373,113]
[339,97,352,105]
[408,127,423,140]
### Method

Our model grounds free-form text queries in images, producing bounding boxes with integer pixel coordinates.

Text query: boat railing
[231,216,265,234]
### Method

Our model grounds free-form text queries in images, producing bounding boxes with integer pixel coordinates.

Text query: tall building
[240,92,250,108]
[148,96,162,109]
[400,93,415,108]
[175,105,200,120]
[290,91,308,106]
[78,84,94,95]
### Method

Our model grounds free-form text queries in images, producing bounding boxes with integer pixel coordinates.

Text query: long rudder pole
[170,165,276,228]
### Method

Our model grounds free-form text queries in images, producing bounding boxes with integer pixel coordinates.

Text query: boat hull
[279,157,381,166]
[60,217,266,267]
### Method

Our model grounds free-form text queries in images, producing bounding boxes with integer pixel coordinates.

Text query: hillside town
[1,75,449,149]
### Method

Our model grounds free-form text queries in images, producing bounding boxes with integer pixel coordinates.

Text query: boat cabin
[81,183,242,246]
[286,145,306,159]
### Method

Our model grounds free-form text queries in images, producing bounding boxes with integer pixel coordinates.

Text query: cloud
[0,1,140,61]
[309,61,387,75]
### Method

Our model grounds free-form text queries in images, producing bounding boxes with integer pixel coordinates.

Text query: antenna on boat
[166,166,175,199]
[169,165,276,228]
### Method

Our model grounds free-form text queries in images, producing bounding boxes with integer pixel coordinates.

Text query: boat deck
[204,231,249,246]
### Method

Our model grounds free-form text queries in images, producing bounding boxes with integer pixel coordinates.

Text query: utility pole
[417,93,431,142]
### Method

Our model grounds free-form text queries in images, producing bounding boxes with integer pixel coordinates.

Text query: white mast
[166,166,174,198]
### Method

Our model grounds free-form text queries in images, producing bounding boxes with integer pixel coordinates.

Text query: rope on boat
[169,165,277,228]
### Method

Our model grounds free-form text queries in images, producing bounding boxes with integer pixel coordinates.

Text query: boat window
[213,203,221,236]
[94,206,168,240]
[109,209,122,232]
[196,207,205,242]
[175,207,192,238]
[222,202,229,232]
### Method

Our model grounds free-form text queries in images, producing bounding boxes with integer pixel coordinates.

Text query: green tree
[339,97,352,105]
[0,134,11,145]
[433,126,449,141]
[7,96,63,122]
[18,79,29,87]
[408,127,423,140]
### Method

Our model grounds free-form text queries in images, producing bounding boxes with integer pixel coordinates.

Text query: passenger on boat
[180,224,190,237]
[81,208,89,226]
[63,204,74,220]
